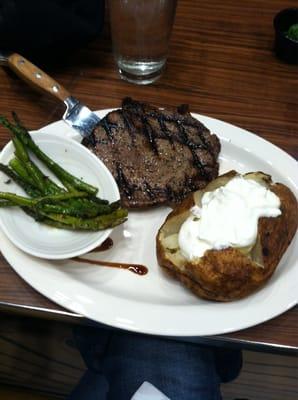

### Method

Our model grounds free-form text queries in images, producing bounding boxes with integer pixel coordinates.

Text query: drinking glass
[108,0,177,84]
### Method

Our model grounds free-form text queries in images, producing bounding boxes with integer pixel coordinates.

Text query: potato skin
[156,172,298,301]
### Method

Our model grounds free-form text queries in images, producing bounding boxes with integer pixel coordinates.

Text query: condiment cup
[274,8,298,64]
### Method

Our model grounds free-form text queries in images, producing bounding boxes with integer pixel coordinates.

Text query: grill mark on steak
[122,103,213,166]
[83,98,221,208]
[141,115,159,154]
[143,181,156,200]
[102,119,114,142]
[127,99,161,154]
[157,115,174,145]
[176,119,209,179]
[129,108,216,181]
[121,110,135,141]
[146,111,210,150]
[115,163,134,199]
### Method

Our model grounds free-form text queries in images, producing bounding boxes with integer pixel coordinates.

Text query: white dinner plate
[0,132,120,259]
[0,110,297,336]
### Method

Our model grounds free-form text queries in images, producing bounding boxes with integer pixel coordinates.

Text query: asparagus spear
[0,115,98,195]
[0,164,105,219]
[19,155,117,216]
[0,114,128,231]
[9,157,37,187]
[0,163,41,198]
[0,172,127,229]
[0,191,88,208]
[41,208,128,231]
[9,131,119,216]
[10,151,112,215]
[11,141,63,196]
[0,192,36,207]
[13,136,65,196]
[24,207,73,229]
[3,161,118,218]
[38,201,117,217]
[11,136,46,192]
[10,155,66,195]
[0,200,15,207]
[2,115,112,201]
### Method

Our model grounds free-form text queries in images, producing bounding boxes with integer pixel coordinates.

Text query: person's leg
[68,369,108,400]
[214,347,242,383]
[68,325,242,400]
[102,330,222,400]
[67,325,110,400]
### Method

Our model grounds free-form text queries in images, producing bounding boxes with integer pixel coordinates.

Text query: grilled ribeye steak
[83,98,221,208]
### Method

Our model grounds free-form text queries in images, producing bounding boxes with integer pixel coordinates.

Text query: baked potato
[156,171,298,301]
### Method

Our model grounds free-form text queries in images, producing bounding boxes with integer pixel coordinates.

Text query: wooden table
[0,0,297,354]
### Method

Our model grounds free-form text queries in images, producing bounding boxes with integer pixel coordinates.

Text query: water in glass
[109,0,177,84]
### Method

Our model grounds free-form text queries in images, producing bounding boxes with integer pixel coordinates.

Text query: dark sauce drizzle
[73,257,148,276]
[90,237,114,252]
[73,237,148,276]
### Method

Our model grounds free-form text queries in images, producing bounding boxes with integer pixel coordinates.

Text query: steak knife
[0,52,100,138]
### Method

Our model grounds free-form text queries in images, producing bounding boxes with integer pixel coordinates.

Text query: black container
[274,8,298,64]
[0,0,105,65]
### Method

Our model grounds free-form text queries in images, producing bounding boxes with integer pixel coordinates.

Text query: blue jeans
[68,326,242,400]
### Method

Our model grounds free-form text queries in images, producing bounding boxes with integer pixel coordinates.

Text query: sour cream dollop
[178,176,281,260]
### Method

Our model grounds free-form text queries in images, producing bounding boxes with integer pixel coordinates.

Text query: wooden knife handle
[7,53,70,103]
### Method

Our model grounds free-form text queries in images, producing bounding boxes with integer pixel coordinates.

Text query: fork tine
[63,96,101,138]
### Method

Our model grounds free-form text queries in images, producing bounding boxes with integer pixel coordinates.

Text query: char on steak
[83,98,221,208]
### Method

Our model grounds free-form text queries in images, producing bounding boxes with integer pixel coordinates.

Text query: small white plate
[0,132,120,259]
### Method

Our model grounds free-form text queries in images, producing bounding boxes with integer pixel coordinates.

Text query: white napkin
[131,381,170,400]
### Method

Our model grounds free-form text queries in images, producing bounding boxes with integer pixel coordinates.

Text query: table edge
[0,301,296,355]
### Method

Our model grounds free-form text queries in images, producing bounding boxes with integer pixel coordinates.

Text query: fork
[0,51,101,138]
